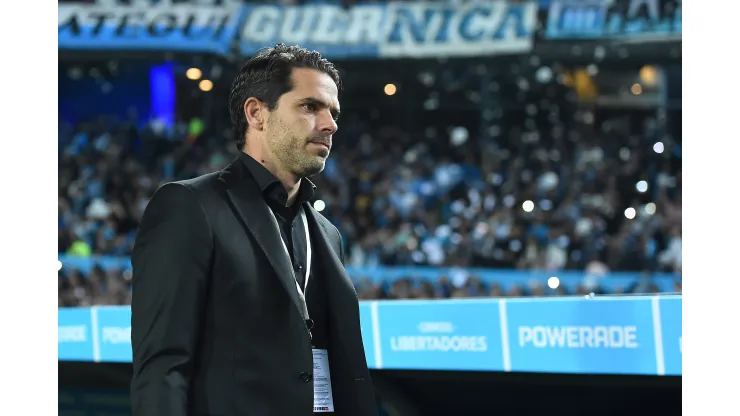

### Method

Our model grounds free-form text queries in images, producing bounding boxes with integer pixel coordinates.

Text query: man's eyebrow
[298,97,340,118]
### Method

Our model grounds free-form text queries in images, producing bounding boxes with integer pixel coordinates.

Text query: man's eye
[303,103,316,112]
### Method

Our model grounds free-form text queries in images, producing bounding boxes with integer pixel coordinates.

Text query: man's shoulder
[150,170,225,210]
[172,171,222,193]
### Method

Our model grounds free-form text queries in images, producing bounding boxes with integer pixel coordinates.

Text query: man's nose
[318,111,338,135]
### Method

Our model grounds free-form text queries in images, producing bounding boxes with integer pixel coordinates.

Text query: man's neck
[272,168,302,207]
[244,149,301,206]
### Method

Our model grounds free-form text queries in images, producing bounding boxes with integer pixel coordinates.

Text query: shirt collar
[239,152,316,206]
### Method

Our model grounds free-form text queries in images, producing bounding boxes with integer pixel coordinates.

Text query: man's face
[264,67,340,178]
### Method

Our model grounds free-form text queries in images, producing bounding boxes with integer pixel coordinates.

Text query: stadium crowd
[58,60,682,307]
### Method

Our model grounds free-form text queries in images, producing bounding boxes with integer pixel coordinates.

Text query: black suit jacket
[130,158,377,416]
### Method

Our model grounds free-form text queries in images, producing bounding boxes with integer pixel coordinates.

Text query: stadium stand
[58,58,681,306]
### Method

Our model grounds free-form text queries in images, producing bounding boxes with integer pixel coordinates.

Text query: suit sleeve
[335,227,346,266]
[130,183,213,416]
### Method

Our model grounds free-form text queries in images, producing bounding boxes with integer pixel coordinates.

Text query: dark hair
[228,43,343,151]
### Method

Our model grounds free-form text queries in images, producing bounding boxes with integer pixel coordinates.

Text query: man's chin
[298,159,325,178]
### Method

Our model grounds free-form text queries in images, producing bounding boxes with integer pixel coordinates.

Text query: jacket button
[299,372,312,382]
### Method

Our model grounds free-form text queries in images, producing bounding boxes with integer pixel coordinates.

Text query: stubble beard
[267,117,327,179]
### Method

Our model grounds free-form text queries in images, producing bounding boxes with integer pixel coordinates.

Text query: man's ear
[244,97,265,131]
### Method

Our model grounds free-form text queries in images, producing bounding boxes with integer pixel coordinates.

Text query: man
[130,44,377,416]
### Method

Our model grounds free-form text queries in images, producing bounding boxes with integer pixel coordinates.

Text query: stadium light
[639,65,657,87]
[522,200,534,213]
[384,83,397,96]
[186,68,202,80]
[547,277,560,289]
[314,200,326,212]
[624,207,636,219]
[636,180,648,193]
[199,79,213,92]
[631,83,642,95]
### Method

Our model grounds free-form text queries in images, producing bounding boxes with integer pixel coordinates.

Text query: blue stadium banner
[96,306,133,363]
[545,0,681,41]
[239,2,537,59]
[57,1,537,59]
[359,302,378,369]
[375,299,504,371]
[57,4,244,54]
[58,307,95,362]
[505,297,659,375]
[659,297,682,375]
[58,296,681,375]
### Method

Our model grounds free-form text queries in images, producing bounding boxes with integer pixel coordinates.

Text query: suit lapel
[303,206,356,299]
[304,206,369,376]
[220,160,305,321]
